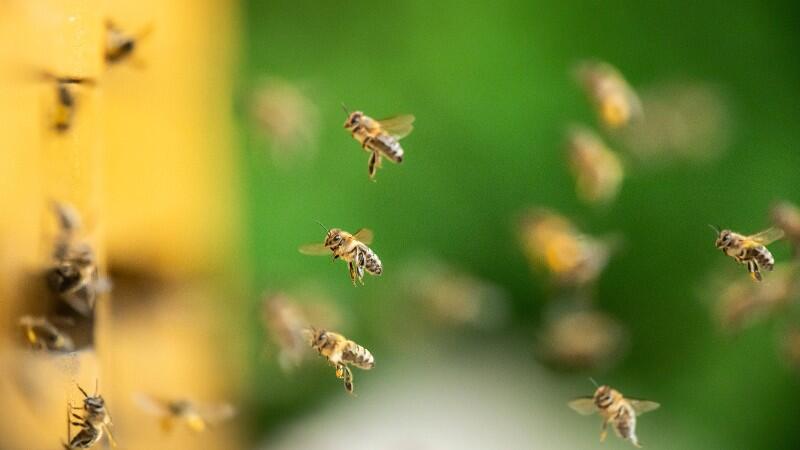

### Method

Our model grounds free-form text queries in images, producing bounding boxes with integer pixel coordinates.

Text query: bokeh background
[3,0,800,449]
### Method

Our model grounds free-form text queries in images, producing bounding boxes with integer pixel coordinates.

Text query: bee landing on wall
[299,224,382,285]
[712,225,784,281]
[18,315,75,352]
[569,382,659,448]
[304,328,374,394]
[574,60,642,129]
[64,382,116,448]
[104,20,153,65]
[134,393,236,433]
[342,106,415,180]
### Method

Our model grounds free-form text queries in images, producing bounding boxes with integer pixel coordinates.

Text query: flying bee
[538,309,628,371]
[304,328,374,394]
[569,382,659,448]
[67,382,116,448]
[299,224,382,285]
[771,201,800,256]
[18,315,75,352]
[342,106,415,180]
[566,126,625,204]
[48,244,103,316]
[712,225,784,281]
[39,72,95,133]
[133,393,236,433]
[262,293,312,371]
[575,60,642,129]
[104,20,153,65]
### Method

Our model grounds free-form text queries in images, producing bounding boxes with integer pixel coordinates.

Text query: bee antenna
[76,383,89,398]
[341,103,350,114]
[315,220,329,232]
[708,224,721,235]
[588,377,599,388]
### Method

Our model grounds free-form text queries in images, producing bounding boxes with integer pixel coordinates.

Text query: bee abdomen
[752,246,775,270]
[360,246,382,275]
[371,135,404,163]
[344,343,374,369]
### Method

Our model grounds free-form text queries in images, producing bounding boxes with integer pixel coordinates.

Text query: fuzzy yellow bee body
[569,384,659,448]
[714,227,783,281]
[134,393,236,433]
[343,110,414,179]
[300,227,382,285]
[305,328,374,394]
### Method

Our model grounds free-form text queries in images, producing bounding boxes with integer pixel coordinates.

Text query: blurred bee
[67,382,116,448]
[575,60,642,129]
[569,382,659,448]
[342,106,415,179]
[771,201,800,256]
[299,224,382,285]
[18,315,75,352]
[262,293,312,371]
[517,209,617,286]
[566,126,624,204]
[304,328,375,394]
[712,265,797,334]
[134,393,236,433]
[40,73,95,133]
[538,309,627,371]
[712,225,784,281]
[105,20,153,65]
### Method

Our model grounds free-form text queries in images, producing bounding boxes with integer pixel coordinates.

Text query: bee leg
[368,151,379,179]
[361,136,372,150]
[348,262,357,286]
[747,260,762,281]
[599,419,609,442]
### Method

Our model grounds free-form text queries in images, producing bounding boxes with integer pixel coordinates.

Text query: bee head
[715,229,734,249]
[324,229,345,249]
[343,111,364,130]
[307,328,328,348]
[593,385,614,408]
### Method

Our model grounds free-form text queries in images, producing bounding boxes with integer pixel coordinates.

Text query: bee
[66,382,116,448]
[105,20,153,65]
[569,382,660,448]
[342,106,415,179]
[304,328,374,394]
[133,393,236,433]
[575,60,642,129]
[63,411,103,449]
[712,225,784,281]
[538,309,627,371]
[40,74,95,133]
[18,315,75,352]
[566,126,624,204]
[771,201,800,256]
[263,293,312,371]
[299,224,382,285]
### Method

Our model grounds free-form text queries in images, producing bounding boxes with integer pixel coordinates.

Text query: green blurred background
[236,1,800,449]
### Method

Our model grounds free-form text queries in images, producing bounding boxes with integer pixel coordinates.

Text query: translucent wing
[378,115,415,139]
[353,228,374,245]
[298,243,330,255]
[133,393,170,417]
[200,403,237,425]
[629,399,660,415]
[747,227,785,246]
[568,397,598,415]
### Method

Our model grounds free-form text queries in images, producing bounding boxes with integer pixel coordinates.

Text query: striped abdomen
[750,246,775,270]
[368,134,404,163]
[343,341,374,369]
[357,244,383,275]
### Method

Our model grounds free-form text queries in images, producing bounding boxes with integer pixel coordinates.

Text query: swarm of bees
[133,393,236,433]
[343,107,415,180]
[711,225,784,282]
[574,60,642,130]
[566,126,625,205]
[63,383,116,449]
[569,382,659,448]
[304,328,374,394]
[300,224,382,285]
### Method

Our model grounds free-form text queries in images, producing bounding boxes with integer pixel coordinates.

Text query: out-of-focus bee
[299,225,382,285]
[771,201,800,256]
[104,20,153,65]
[263,293,312,371]
[342,106,415,180]
[780,327,800,373]
[305,328,374,394]
[67,382,116,448]
[569,383,659,448]
[575,60,642,129]
[40,73,95,133]
[538,309,627,371]
[712,225,784,281]
[566,126,624,204]
[517,209,617,286]
[18,315,75,352]
[133,393,236,433]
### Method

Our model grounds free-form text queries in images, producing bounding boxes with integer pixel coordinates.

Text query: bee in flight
[569,381,659,448]
[39,73,95,133]
[574,60,642,129]
[771,201,800,256]
[133,393,236,433]
[64,382,116,448]
[105,20,153,65]
[18,315,75,352]
[299,224,382,285]
[304,328,374,394]
[342,106,415,180]
[712,225,784,281]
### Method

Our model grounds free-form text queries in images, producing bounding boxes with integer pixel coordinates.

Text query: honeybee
[18,315,75,352]
[63,410,103,449]
[133,393,236,433]
[305,328,375,394]
[712,225,784,281]
[538,309,627,371]
[342,106,415,179]
[566,126,624,204]
[569,383,659,448]
[105,20,153,65]
[575,60,642,129]
[40,73,95,133]
[299,224,382,285]
[67,382,116,448]
[771,201,800,256]
[263,293,312,371]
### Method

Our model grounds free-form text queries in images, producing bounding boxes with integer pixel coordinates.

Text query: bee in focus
[134,393,236,433]
[712,225,784,281]
[538,309,627,371]
[18,315,75,352]
[575,60,642,129]
[569,382,659,448]
[40,73,95,133]
[566,126,625,204]
[299,224,382,285]
[63,406,103,450]
[104,20,153,65]
[65,382,116,448]
[342,106,415,180]
[771,201,800,256]
[304,328,374,394]
[517,209,617,286]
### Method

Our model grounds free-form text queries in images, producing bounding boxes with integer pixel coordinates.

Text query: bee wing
[629,399,660,415]
[298,243,330,255]
[377,115,415,139]
[747,227,785,246]
[353,228,374,245]
[200,403,237,425]
[568,397,598,415]
[132,392,170,417]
